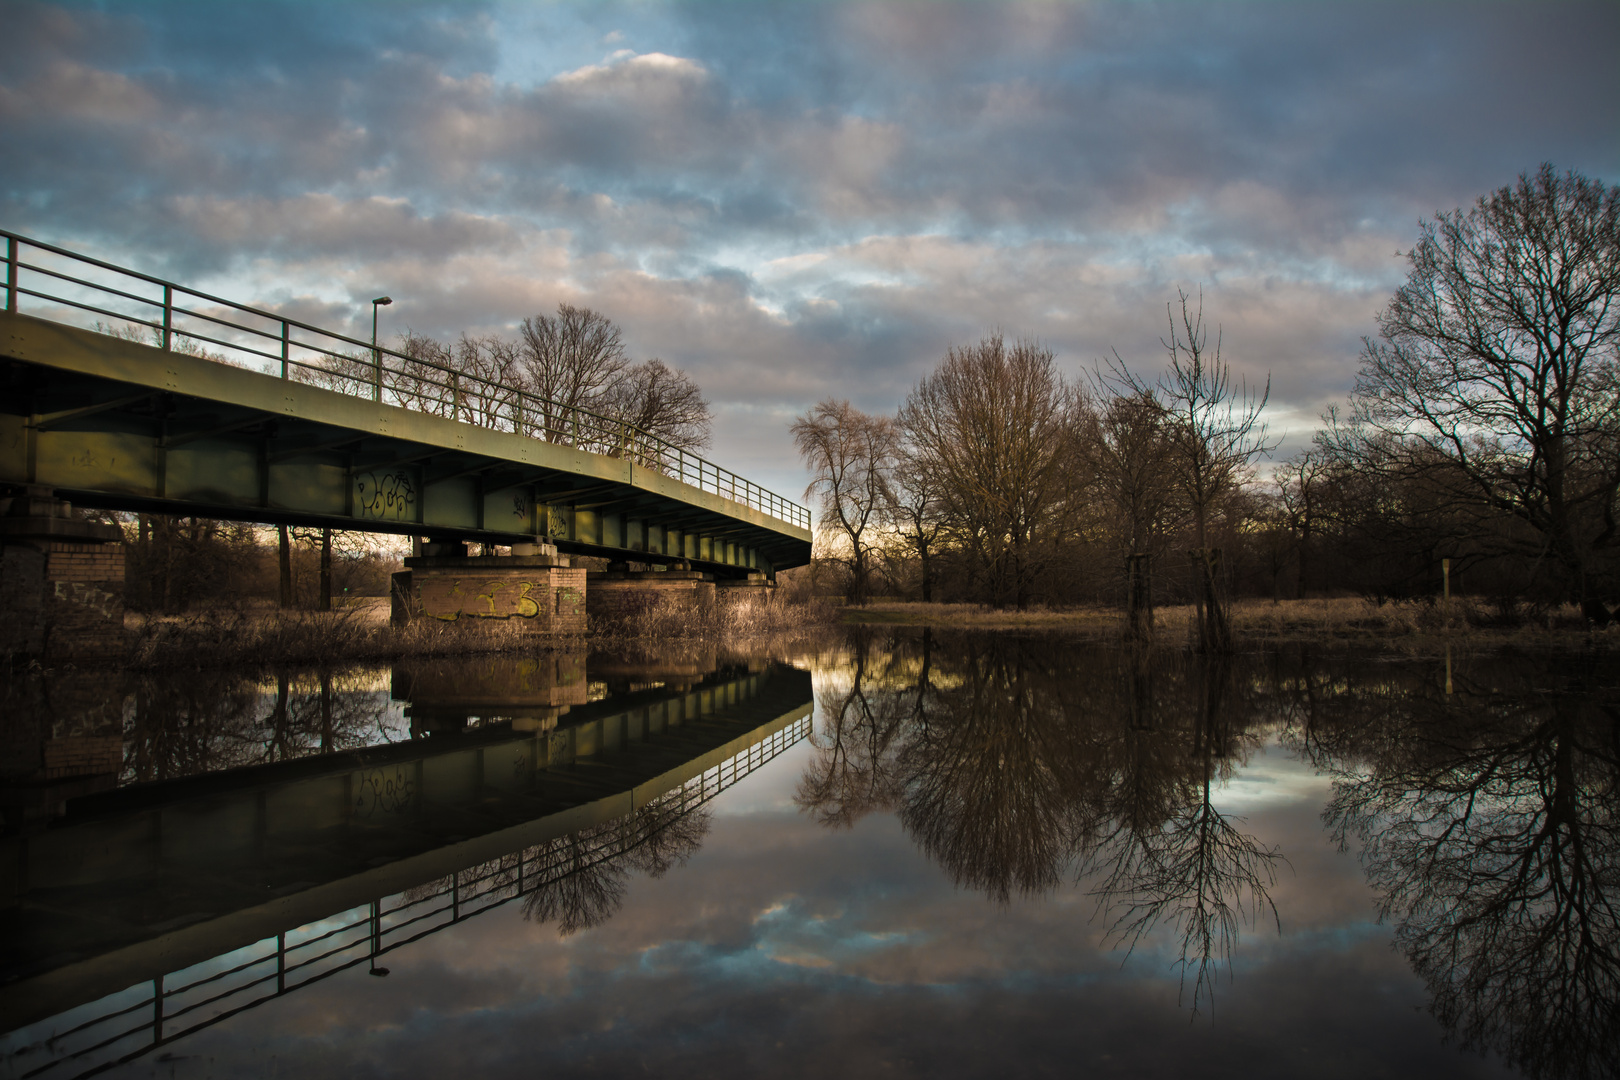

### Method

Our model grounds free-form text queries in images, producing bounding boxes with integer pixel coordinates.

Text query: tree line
[796,164,1620,644]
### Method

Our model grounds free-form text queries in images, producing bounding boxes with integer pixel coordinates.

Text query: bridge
[0,229,812,578]
[0,660,814,1078]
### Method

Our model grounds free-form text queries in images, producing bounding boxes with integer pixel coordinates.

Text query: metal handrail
[0,228,810,531]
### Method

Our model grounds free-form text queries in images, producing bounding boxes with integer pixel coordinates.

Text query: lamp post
[371,296,392,402]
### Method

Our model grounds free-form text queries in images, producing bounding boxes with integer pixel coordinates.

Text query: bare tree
[886,442,947,602]
[900,333,1078,609]
[1110,291,1273,651]
[1082,388,1181,640]
[451,332,524,429]
[793,399,899,605]
[517,303,630,444]
[1273,449,1328,599]
[1349,164,1620,620]
[598,357,712,465]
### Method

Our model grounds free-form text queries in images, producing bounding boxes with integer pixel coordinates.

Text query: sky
[3,0,1618,504]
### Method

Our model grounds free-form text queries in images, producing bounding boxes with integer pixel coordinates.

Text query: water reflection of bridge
[0,662,813,1079]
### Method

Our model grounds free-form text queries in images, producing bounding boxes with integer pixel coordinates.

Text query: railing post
[4,235,15,313]
[162,285,172,351]
[152,973,164,1044]
[451,372,461,422]
[280,321,289,379]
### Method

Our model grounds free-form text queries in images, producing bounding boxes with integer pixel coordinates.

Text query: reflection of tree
[122,667,399,781]
[522,790,711,936]
[1315,659,1620,1080]
[796,628,912,828]
[797,630,1282,1009]
[1087,657,1282,1017]
[899,638,1078,901]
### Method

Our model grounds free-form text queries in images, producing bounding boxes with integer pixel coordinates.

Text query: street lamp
[371,295,392,401]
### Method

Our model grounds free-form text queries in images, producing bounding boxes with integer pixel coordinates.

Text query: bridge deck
[0,231,811,575]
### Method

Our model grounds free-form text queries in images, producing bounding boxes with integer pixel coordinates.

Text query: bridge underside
[0,312,810,577]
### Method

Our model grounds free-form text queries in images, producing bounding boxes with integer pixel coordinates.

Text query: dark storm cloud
[2,0,1617,489]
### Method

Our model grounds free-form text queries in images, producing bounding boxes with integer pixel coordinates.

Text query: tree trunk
[1190,547,1230,653]
[320,669,333,754]
[1126,552,1154,642]
[278,525,294,609]
[319,528,333,612]
[158,517,174,612]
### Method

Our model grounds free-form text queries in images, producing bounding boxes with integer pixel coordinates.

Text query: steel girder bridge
[0,230,811,577]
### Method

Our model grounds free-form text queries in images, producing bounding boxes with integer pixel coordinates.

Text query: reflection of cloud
[153,751,1490,1078]
[1210,745,1335,811]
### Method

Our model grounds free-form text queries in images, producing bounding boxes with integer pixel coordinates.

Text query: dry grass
[590,595,841,646]
[122,594,841,670]
[841,595,1613,648]
[125,603,582,670]
[843,600,1120,630]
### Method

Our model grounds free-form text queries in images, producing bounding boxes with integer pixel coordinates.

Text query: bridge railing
[0,229,810,531]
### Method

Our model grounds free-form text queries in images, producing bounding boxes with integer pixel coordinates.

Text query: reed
[588,594,841,646]
[839,596,1610,648]
[118,593,840,670]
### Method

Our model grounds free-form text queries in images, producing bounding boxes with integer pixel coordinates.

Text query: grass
[587,593,842,645]
[839,595,1612,648]
[114,594,843,671]
[124,601,571,669]
[61,593,1607,673]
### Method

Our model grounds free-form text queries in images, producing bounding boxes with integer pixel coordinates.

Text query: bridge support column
[586,564,716,626]
[1,484,126,662]
[717,572,776,609]
[394,542,585,635]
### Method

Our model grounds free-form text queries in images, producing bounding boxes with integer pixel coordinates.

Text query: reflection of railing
[0,228,809,531]
[3,714,809,1080]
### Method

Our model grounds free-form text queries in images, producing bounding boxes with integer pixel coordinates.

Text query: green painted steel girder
[0,311,811,574]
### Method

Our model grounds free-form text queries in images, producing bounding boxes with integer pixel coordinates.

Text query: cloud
[2,0,1616,497]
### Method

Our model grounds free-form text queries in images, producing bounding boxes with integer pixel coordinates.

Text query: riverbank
[840,596,1615,649]
[95,594,842,671]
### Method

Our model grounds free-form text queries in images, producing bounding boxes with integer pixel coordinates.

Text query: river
[2,630,1614,1079]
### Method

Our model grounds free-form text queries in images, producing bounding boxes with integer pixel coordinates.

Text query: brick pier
[392,541,586,635]
[1,484,126,662]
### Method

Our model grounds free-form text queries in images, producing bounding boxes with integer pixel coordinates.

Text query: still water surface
[2,631,1615,1079]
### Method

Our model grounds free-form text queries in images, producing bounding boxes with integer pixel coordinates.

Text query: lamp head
[373,296,392,307]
